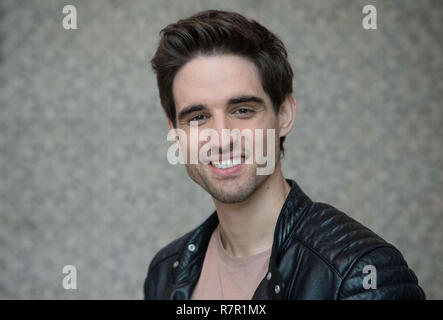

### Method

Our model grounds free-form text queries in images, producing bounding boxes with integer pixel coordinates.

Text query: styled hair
[151,9,293,155]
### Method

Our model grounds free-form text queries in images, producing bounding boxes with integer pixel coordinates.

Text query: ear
[278,93,296,139]
[167,118,180,145]
[167,118,174,130]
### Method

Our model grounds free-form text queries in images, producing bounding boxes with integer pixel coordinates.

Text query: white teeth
[212,158,242,169]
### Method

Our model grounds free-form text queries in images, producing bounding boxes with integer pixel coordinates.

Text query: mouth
[208,156,246,176]
[210,157,243,169]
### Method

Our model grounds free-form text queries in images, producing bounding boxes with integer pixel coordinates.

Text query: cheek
[176,128,200,159]
[259,108,279,128]
[180,133,216,165]
[255,113,279,140]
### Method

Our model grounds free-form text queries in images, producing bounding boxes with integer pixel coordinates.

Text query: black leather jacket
[144,179,426,300]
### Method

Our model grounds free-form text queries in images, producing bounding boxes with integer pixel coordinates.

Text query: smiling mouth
[209,156,245,169]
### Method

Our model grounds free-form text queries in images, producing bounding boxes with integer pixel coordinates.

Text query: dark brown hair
[151,9,294,155]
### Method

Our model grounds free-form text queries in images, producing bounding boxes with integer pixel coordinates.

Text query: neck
[213,164,291,258]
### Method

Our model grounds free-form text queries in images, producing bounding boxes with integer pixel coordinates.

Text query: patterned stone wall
[1,0,442,299]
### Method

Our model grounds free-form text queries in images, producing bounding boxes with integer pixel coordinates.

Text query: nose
[209,111,234,158]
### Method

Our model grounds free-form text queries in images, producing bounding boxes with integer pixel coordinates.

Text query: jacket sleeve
[143,256,158,300]
[143,263,156,300]
[144,252,174,300]
[338,246,426,300]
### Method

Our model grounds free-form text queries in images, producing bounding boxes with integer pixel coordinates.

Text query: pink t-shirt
[191,225,272,300]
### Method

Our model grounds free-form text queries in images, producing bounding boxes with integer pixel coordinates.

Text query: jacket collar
[271,179,313,265]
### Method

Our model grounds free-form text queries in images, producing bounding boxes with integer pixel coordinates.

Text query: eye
[189,114,209,123]
[233,107,254,117]
[235,108,250,114]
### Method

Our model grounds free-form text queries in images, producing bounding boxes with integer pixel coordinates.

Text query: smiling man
[144,10,425,300]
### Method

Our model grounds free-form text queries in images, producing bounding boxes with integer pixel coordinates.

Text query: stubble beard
[185,163,268,204]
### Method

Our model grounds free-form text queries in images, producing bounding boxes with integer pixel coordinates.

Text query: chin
[207,174,267,204]
[186,163,267,204]
[211,190,251,204]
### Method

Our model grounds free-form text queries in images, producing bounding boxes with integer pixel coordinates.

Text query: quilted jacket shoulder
[282,201,425,299]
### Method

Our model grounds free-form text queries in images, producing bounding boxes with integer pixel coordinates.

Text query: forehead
[172,54,270,111]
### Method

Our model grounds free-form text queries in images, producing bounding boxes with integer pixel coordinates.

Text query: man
[144,9,425,300]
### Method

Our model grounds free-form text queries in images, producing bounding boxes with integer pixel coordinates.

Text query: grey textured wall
[0,0,442,299]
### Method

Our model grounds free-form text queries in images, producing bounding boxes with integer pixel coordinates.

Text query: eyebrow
[177,104,206,122]
[177,95,265,122]
[227,95,265,106]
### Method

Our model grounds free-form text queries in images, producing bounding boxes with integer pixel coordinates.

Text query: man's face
[171,54,281,203]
